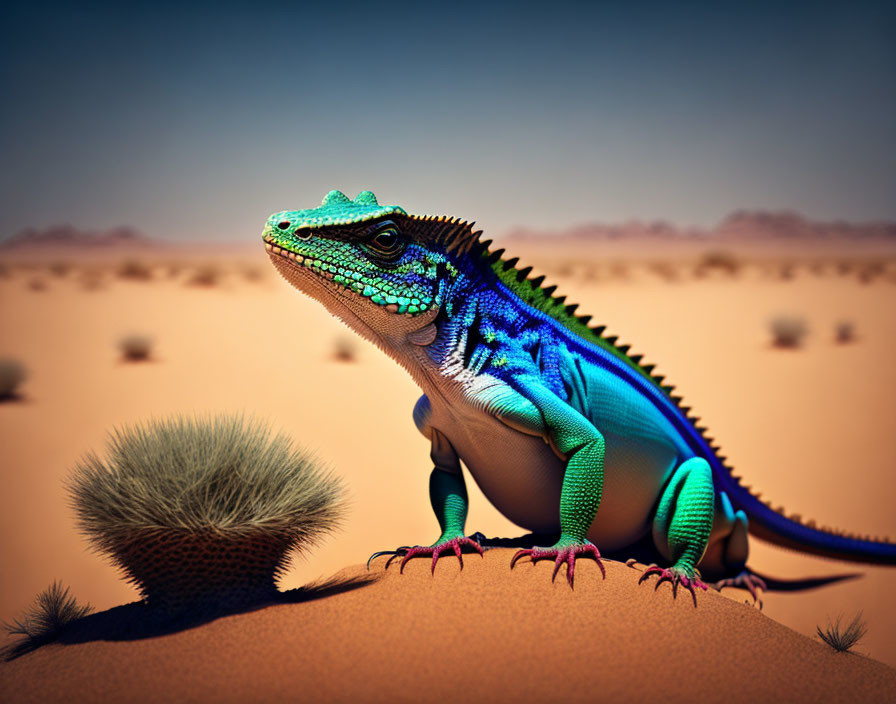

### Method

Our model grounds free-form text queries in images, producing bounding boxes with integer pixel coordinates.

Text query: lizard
[262,189,896,601]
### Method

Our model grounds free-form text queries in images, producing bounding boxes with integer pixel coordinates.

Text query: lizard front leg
[368,427,483,573]
[507,380,607,588]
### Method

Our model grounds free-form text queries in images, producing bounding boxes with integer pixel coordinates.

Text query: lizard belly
[431,401,681,549]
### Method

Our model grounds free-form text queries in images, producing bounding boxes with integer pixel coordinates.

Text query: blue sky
[1,1,894,241]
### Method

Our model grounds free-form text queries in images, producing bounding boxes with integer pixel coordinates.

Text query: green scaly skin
[263,190,896,602]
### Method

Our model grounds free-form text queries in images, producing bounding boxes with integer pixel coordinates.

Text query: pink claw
[510,542,605,588]
[714,571,767,605]
[382,536,484,574]
[638,564,708,606]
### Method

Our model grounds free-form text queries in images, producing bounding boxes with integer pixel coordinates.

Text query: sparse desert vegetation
[66,415,346,613]
[0,359,26,400]
[697,250,740,277]
[769,314,809,348]
[332,335,358,363]
[187,264,221,287]
[118,334,154,361]
[27,277,47,292]
[817,613,868,653]
[117,259,153,281]
[835,320,856,344]
[2,581,92,659]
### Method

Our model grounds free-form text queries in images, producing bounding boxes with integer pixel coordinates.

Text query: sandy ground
[1,245,895,673]
[1,552,895,704]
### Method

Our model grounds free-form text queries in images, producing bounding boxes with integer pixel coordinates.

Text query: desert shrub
[817,613,867,653]
[117,259,153,281]
[0,359,26,399]
[697,250,740,276]
[67,415,346,613]
[27,277,47,292]
[49,261,71,277]
[769,315,808,348]
[187,264,220,287]
[243,266,264,282]
[332,336,358,362]
[834,320,855,344]
[3,581,93,659]
[119,334,154,361]
[648,261,678,282]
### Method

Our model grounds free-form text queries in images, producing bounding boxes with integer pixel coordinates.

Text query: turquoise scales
[263,190,896,600]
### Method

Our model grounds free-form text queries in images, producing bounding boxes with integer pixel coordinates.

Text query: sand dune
[1,551,894,703]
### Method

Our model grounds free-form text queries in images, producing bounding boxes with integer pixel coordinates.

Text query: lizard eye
[365,222,406,261]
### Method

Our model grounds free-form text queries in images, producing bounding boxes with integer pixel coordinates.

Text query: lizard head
[262,190,474,347]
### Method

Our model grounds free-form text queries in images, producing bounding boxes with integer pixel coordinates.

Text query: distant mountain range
[0,224,158,251]
[507,210,896,241]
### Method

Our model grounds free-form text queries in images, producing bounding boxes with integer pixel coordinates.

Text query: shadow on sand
[4,572,378,660]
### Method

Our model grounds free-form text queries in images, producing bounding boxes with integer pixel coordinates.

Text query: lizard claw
[713,570,767,608]
[638,564,708,606]
[370,536,484,574]
[510,541,605,588]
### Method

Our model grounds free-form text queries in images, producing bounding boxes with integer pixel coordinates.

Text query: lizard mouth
[264,239,434,317]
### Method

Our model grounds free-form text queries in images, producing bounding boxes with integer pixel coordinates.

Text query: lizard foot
[713,570,767,607]
[367,535,484,574]
[510,541,605,588]
[638,564,708,606]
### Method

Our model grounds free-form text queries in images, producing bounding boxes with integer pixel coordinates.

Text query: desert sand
[1,242,895,693]
[1,552,895,703]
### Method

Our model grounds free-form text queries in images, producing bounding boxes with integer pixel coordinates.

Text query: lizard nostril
[276,221,291,231]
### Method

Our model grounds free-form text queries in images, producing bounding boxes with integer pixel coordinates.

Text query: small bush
[834,320,855,344]
[817,613,867,653]
[117,259,153,281]
[119,334,154,362]
[67,415,346,613]
[697,250,741,277]
[769,315,808,348]
[187,265,220,287]
[27,277,47,292]
[49,261,71,277]
[332,336,358,363]
[3,581,93,659]
[0,359,26,399]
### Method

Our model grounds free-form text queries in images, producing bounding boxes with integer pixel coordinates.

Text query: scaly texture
[263,190,896,599]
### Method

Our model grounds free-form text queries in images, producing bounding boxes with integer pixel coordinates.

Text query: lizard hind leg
[638,456,714,605]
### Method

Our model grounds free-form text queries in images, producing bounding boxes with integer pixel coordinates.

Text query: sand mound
[1,549,894,703]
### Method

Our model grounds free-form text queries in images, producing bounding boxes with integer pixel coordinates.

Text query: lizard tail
[714,468,896,565]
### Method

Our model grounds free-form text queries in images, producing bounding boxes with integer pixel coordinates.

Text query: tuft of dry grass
[3,581,93,660]
[0,359,26,399]
[817,613,867,653]
[119,334,154,362]
[332,336,358,363]
[834,320,856,344]
[697,250,740,277]
[48,261,71,277]
[117,259,153,281]
[186,264,220,287]
[769,314,808,348]
[27,277,47,292]
[67,415,347,612]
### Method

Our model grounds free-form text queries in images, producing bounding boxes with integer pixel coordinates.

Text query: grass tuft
[817,613,867,653]
[769,314,808,348]
[67,415,346,612]
[119,334,154,362]
[3,581,93,659]
[117,259,153,281]
[0,359,26,399]
[186,264,220,287]
[834,320,855,344]
[697,250,740,276]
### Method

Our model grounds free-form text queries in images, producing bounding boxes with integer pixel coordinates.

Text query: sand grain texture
[2,551,895,704]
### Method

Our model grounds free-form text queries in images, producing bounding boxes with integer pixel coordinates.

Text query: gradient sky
[1,0,894,242]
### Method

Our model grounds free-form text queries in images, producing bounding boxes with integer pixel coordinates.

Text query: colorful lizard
[262,190,895,601]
